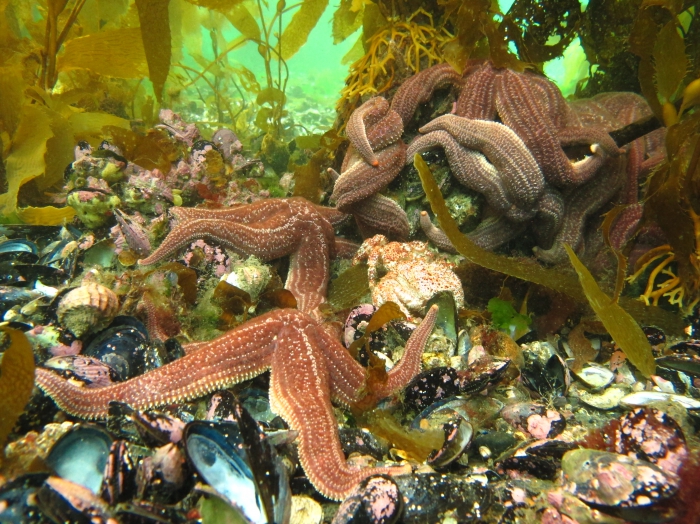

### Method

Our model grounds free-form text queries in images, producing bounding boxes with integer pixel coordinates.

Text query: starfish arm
[419,211,458,254]
[494,70,577,188]
[36,311,288,418]
[390,63,463,125]
[347,194,410,241]
[334,237,361,259]
[138,216,300,265]
[419,115,545,209]
[365,109,404,152]
[534,163,625,263]
[331,141,407,211]
[468,216,527,251]
[407,130,517,216]
[532,188,565,250]
[169,198,290,224]
[346,97,389,167]
[377,304,438,396]
[558,126,621,156]
[608,202,643,250]
[312,204,349,227]
[455,61,498,120]
[269,323,409,501]
[313,324,367,407]
[287,226,332,318]
[526,72,573,129]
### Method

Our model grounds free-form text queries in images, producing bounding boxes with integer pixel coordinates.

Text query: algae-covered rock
[67,189,121,229]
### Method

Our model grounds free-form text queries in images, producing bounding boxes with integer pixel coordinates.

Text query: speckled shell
[57,282,119,338]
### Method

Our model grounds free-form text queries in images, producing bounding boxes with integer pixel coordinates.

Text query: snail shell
[57,282,119,338]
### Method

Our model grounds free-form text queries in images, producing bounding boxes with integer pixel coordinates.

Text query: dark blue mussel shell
[184,404,291,524]
[81,316,156,381]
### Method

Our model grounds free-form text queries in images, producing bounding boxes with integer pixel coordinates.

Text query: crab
[353,234,464,318]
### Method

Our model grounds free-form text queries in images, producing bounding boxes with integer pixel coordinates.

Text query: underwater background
[1,0,700,523]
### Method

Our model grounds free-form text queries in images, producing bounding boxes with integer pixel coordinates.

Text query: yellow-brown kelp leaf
[332,0,364,44]
[57,27,148,79]
[16,206,75,225]
[0,326,36,461]
[653,18,688,104]
[135,0,172,104]
[256,87,286,107]
[0,105,53,216]
[280,0,329,60]
[105,126,178,173]
[0,66,23,136]
[601,205,630,303]
[414,154,684,334]
[224,3,260,41]
[348,301,406,356]
[328,262,370,311]
[361,409,443,462]
[565,244,656,378]
[292,147,324,203]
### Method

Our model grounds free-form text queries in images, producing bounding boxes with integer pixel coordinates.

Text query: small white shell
[57,282,119,338]
[620,391,700,410]
[572,363,614,391]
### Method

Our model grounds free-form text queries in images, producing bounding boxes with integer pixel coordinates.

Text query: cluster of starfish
[36,197,439,500]
[332,60,665,264]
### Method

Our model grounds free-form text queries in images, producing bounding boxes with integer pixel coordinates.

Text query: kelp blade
[565,245,656,377]
[413,154,684,334]
[0,326,35,461]
[280,0,329,60]
[16,206,76,225]
[57,27,149,78]
[0,105,53,216]
[135,0,172,104]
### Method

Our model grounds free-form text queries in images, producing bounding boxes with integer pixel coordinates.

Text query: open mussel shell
[500,439,577,481]
[184,415,291,524]
[45,424,113,494]
[570,362,614,391]
[427,418,473,469]
[425,291,458,345]
[520,341,570,397]
[0,239,39,263]
[394,473,492,522]
[410,397,474,469]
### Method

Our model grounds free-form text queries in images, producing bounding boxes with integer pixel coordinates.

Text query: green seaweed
[488,297,532,334]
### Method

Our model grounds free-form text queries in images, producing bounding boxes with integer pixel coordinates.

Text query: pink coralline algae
[157,109,201,147]
[183,239,230,277]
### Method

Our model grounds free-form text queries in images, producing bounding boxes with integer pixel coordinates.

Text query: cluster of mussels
[2,60,699,524]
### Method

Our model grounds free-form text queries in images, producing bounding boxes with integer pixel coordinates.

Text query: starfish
[139,197,346,318]
[454,61,621,188]
[330,97,410,239]
[389,63,463,125]
[533,160,625,264]
[37,305,438,501]
[419,115,545,212]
